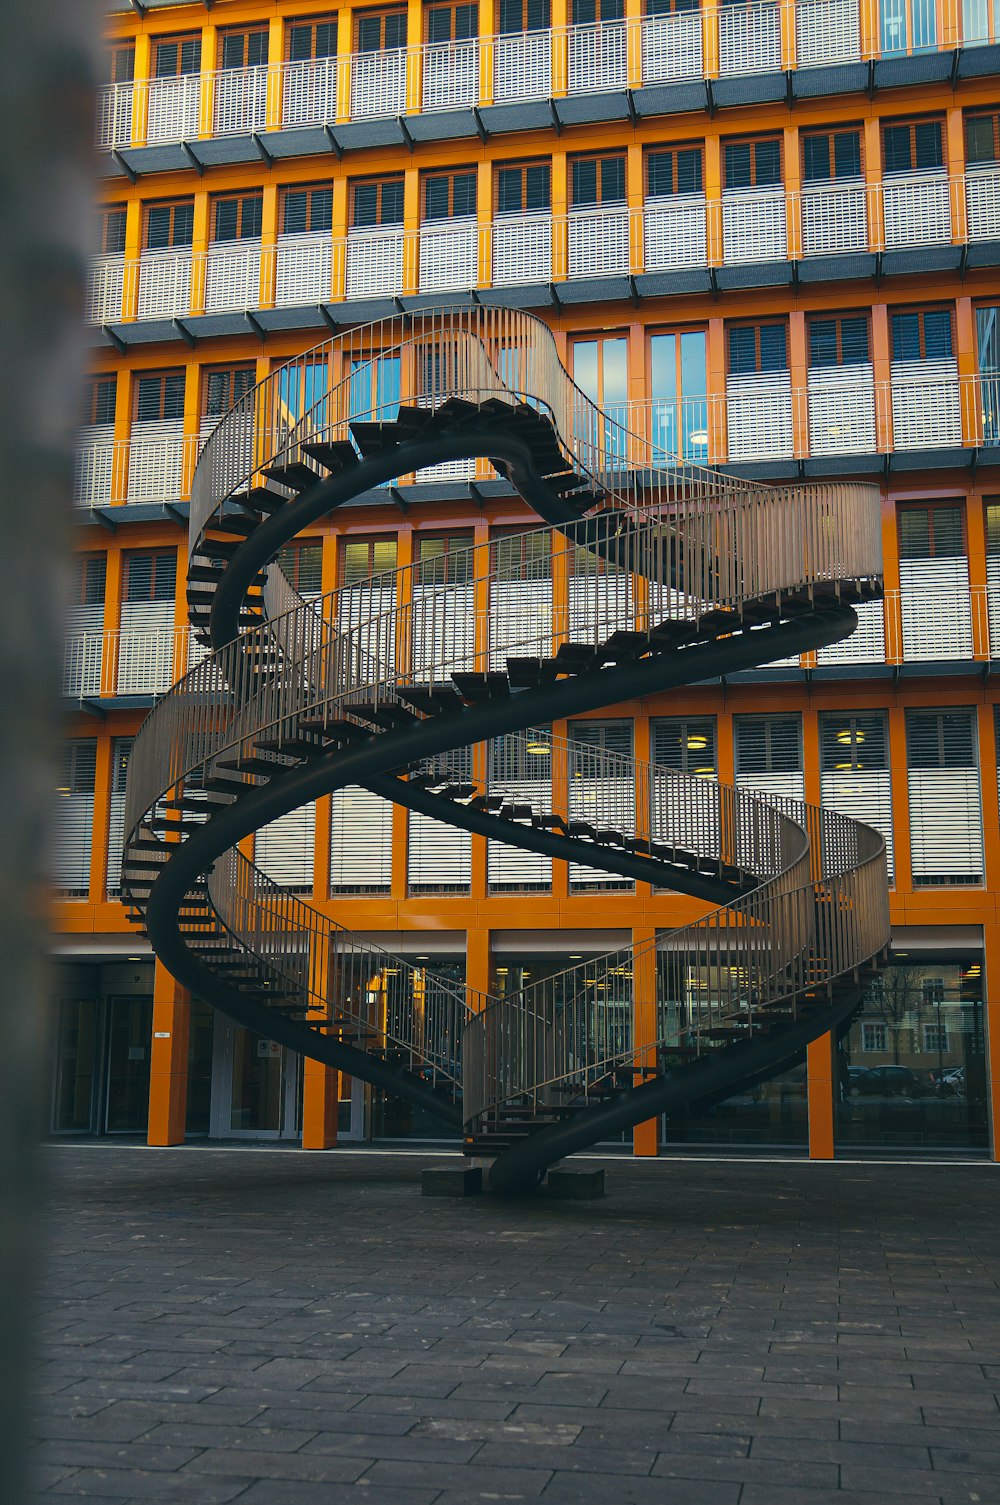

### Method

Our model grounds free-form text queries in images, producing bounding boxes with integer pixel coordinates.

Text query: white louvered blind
[487,732,552,892]
[407,746,472,893]
[275,233,332,306]
[106,737,133,897]
[489,531,553,670]
[966,164,1000,242]
[126,420,186,505]
[735,714,804,800]
[722,188,787,266]
[640,9,703,83]
[800,181,868,257]
[330,786,394,892]
[643,196,708,271]
[719,2,781,75]
[54,740,97,896]
[418,221,478,294]
[568,720,634,891]
[204,240,262,313]
[796,0,861,66]
[726,372,794,462]
[807,365,876,456]
[568,22,627,93]
[567,207,630,278]
[987,505,1000,657]
[567,552,633,646]
[346,229,405,300]
[74,425,116,508]
[494,30,552,99]
[255,801,316,892]
[899,557,973,661]
[891,358,962,449]
[65,556,107,698]
[493,215,553,285]
[819,713,894,882]
[136,250,192,321]
[906,709,983,885]
[118,550,178,696]
[815,598,886,665]
[882,171,952,248]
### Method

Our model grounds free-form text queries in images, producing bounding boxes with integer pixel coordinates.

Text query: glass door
[51,998,99,1133]
[104,996,152,1133]
[210,1016,301,1138]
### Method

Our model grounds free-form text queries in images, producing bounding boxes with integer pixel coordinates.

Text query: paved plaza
[32,1145,1000,1504]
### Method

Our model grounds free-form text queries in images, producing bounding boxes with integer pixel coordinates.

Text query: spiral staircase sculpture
[122,307,890,1192]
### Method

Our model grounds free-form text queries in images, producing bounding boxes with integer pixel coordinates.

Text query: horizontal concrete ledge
[547,1165,606,1199]
[421,1165,482,1197]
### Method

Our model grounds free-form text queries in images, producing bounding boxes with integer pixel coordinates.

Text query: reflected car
[846,1067,870,1095]
[856,1065,928,1098]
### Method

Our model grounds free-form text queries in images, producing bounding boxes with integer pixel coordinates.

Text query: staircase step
[396,684,463,717]
[451,671,510,703]
[300,439,360,474]
[262,461,322,493]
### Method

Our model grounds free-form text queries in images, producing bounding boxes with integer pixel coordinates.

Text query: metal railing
[72,432,201,510]
[86,171,1000,326]
[121,305,885,1136]
[96,3,1000,149]
[62,626,197,699]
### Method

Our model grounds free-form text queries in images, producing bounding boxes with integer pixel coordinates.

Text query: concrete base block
[422,1165,483,1198]
[546,1166,605,1200]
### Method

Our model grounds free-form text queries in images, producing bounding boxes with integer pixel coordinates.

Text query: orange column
[303,931,338,1149]
[147,959,190,1145]
[551,0,568,98]
[806,1032,835,1160]
[887,704,913,895]
[704,133,722,269]
[788,309,808,462]
[632,925,659,1158]
[707,314,726,463]
[784,125,802,265]
[121,197,142,324]
[132,31,151,147]
[551,149,568,283]
[265,15,284,132]
[977,702,1000,898]
[968,484,990,661]
[336,6,353,122]
[947,105,967,248]
[89,734,113,905]
[467,926,491,1010]
[864,117,884,258]
[101,544,123,696]
[955,295,979,451]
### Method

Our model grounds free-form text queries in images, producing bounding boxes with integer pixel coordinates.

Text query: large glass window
[355,6,407,50]
[976,305,1000,443]
[837,954,987,1149]
[880,0,938,55]
[882,118,944,174]
[648,329,707,462]
[728,321,788,374]
[890,307,954,361]
[572,333,629,457]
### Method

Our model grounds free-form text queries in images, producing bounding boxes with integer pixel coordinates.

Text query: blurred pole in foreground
[0,3,96,1501]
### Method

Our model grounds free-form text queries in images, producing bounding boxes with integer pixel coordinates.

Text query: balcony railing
[62,626,193,699]
[87,172,998,328]
[73,431,201,510]
[96,3,1000,151]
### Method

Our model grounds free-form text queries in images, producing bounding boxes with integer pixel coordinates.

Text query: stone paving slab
[32,1146,1000,1503]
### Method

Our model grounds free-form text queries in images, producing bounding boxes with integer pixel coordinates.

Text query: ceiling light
[686,734,707,749]
[688,430,708,446]
[526,741,550,755]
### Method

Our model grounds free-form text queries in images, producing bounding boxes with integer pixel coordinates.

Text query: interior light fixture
[526,741,550,754]
[686,734,708,750]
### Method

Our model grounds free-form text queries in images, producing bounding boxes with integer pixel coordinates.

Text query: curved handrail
[122,305,888,1180]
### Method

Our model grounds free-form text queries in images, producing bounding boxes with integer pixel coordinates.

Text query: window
[881,0,937,56]
[417,533,474,585]
[735,715,802,776]
[728,322,788,375]
[144,200,194,250]
[906,710,977,769]
[212,193,263,243]
[342,536,398,584]
[572,0,624,20]
[861,1021,887,1052]
[647,0,699,12]
[351,177,405,228]
[426,1,477,41]
[898,503,965,560]
[499,0,551,30]
[646,145,703,198]
[108,42,134,84]
[73,555,107,607]
[652,717,717,777]
[202,366,255,420]
[819,714,888,772]
[648,329,708,461]
[99,207,127,256]
[153,35,201,77]
[572,334,628,418]
[349,354,401,421]
[59,740,97,796]
[808,315,870,368]
[287,16,338,59]
[802,128,863,182]
[966,110,1000,166]
[355,7,407,51]
[496,162,551,215]
[890,308,954,362]
[134,370,185,422]
[85,376,117,427]
[724,136,782,190]
[923,1023,949,1052]
[977,307,1000,441]
[219,26,268,70]
[122,550,177,604]
[282,185,334,235]
[423,170,477,221]
[277,540,323,595]
[491,528,551,580]
[571,153,626,207]
[882,118,944,174]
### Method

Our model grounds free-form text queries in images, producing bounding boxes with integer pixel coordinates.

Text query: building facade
[58,0,1000,1154]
